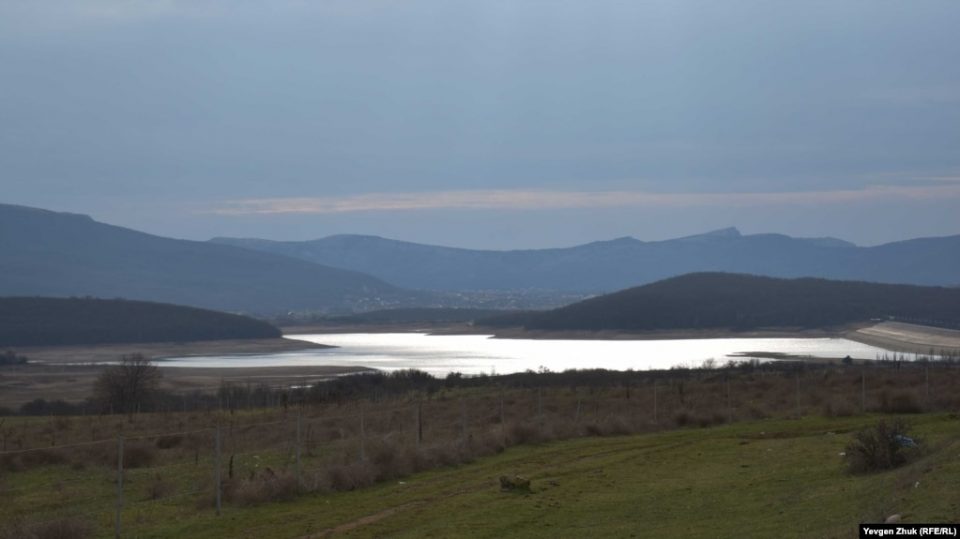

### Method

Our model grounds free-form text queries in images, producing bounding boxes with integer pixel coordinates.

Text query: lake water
[161,333,893,376]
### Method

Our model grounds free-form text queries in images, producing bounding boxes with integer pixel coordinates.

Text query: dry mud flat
[0,337,366,409]
[847,321,960,355]
[15,336,330,364]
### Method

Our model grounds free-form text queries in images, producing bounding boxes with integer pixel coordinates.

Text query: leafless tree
[94,354,161,414]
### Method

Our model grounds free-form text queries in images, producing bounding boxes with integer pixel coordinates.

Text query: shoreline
[15,337,331,365]
[845,322,960,356]
[284,321,960,355]
[0,363,372,409]
[5,321,957,409]
[283,323,854,341]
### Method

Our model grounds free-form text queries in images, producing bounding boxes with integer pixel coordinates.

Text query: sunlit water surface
[161,333,892,376]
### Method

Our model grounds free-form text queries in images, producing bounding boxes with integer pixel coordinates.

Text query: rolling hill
[478,273,960,331]
[212,228,960,292]
[0,297,281,346]
[0,204,414,314]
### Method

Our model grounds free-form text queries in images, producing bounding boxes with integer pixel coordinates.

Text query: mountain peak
[704,227,742,238]
[674,227,742,242]
[588,236,642,247]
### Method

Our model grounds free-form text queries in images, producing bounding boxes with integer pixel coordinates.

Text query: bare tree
[94,354,161,414]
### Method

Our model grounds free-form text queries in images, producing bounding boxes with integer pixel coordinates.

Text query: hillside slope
[0,297,282,346]
[0,204,412,313]
[479,273,960,331]
[212,228,960,292]
[53,415,960,538]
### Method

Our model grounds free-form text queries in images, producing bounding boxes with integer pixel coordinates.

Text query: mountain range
[0,203,413,314]
[3,202,958,315]
[213,228,960,292]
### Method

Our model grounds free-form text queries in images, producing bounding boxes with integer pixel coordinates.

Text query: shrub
[499,475,531,492]
[122,442,156,469]
[0,448,67,472]
[821,398,855,418]
[878,391,923,414]
[324,462,377,492]
[155,435,183,450]
[230,469,299,506]
[673,410,693,427]
[146,474,175,500]
[506,422,542,445]
[846,420,918,474]
[368,440,413,481]
[0,516,91,539]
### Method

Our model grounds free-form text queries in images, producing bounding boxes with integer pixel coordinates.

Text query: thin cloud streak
[208,184,960,216]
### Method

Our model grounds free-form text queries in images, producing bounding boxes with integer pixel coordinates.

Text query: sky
[1,0,959,248]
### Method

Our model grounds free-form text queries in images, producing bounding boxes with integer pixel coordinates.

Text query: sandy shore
[14,336,331,365]
[846,321,960,355]
[481,326,848,340]
[0,337,356,408]
[0,363,372,409]
[284,323,850,340]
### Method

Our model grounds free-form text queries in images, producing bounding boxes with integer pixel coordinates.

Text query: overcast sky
[2,1,959,248]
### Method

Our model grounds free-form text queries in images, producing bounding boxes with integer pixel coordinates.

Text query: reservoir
[162,333,893,376]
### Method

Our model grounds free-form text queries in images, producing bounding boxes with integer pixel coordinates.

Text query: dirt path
[308,502,426,537]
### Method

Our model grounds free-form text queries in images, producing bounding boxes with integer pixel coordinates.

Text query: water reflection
[161,333,893,376]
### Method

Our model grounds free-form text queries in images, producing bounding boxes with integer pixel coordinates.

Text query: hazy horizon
[2,1,958,249]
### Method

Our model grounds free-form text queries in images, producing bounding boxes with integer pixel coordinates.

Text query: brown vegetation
[0,516,91,539]
[1,359,959,538]
[846,420,919,474]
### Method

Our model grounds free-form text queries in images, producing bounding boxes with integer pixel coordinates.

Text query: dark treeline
[272,307,508,327]
[479,273,960,331]
[0,350,28,366]
[0,297,281,347]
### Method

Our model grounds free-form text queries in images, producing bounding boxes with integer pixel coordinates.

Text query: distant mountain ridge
[0,203,415,314]
[477,273,960,332]
[212,228,959,292]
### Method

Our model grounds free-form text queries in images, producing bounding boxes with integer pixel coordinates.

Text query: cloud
[207,183,960,215]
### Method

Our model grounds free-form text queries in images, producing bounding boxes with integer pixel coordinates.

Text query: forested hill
[0,297,282,347]
[478,273,960,332]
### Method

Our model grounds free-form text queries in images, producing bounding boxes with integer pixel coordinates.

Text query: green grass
[83,413,960,538]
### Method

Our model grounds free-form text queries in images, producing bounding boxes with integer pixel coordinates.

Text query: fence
[2,361,960,537]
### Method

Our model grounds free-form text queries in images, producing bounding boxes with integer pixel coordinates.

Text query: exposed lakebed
[160,333,893,375]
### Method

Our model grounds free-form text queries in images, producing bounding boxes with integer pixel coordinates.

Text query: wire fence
[2,362,960,537]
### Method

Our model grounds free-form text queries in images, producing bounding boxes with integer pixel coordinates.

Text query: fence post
[115,435,123,539]
[359,405,366,461]
[653,381,658,425]
[575,398,582,423]
[215,424,222,516]
[861,370,866,414]
[296,409,302,491]
[726,377,732,423]
[417,402,423,448]
[499,389,506,445]
[537,388,543,431]
[925,364,931,407]
[795,371,801,418]
[459,398,467,443]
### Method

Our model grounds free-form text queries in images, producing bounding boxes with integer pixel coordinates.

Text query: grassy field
[4,361,960,538]
[4,412,960,538]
